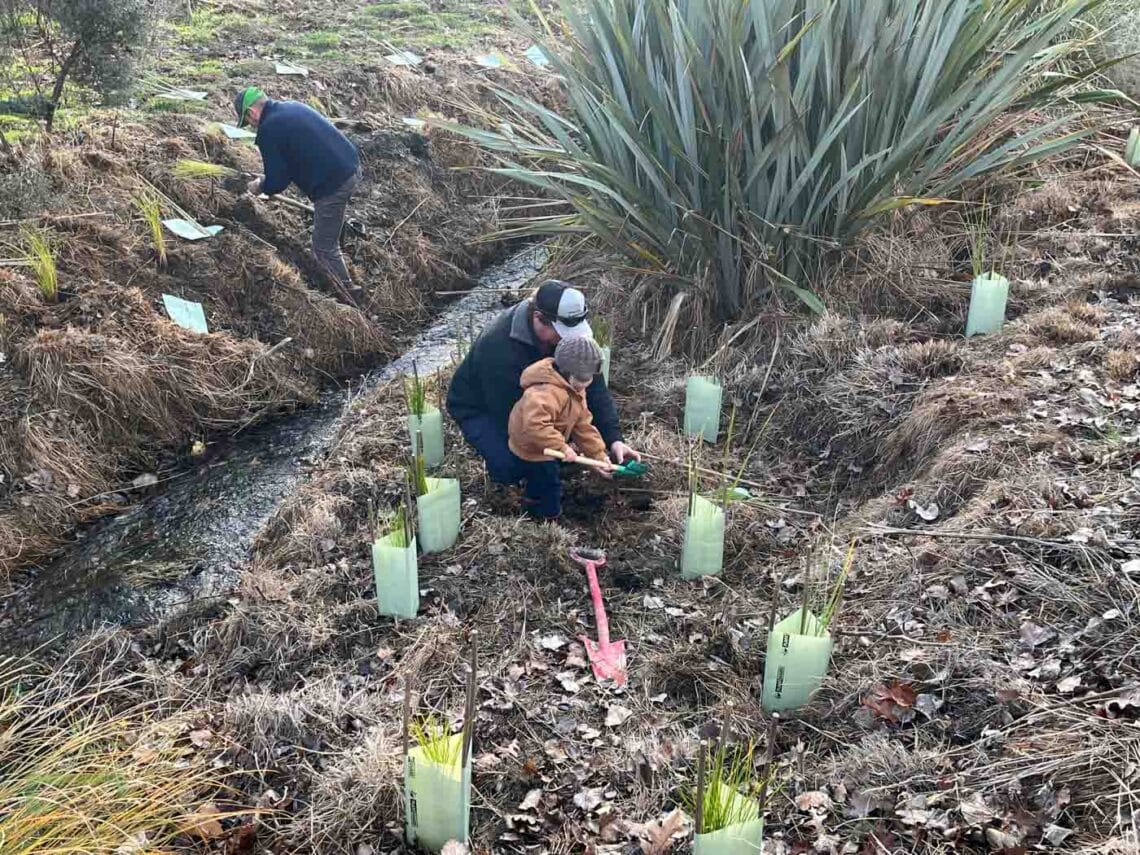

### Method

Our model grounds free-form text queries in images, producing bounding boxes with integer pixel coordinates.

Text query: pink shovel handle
[583,561,611,647]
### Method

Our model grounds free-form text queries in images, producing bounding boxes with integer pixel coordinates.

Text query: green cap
[234,86,265,128]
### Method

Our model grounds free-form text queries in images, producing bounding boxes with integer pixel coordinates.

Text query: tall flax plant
[446,0,1110,330]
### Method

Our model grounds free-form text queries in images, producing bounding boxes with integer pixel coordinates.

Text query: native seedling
[405,361,429,418]
[762,541,855,713]
[403,637,478,851]
[408,715,462,766]
[405,362,445,468]
[963,196,1011,337]
[413,435,461,554]
[685,722,779,852]
[171,159,240,181]
[373,498,419,619]
[22,225,57,302]
[134,191,166,268]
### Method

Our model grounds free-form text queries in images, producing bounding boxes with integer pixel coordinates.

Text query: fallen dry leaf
[605,704,633,727]
[573,786,605,812]
[439,842,468,855]
[555,672,580,694]
[189,729,213,749]
[1056,674,1082,694]
[1020,622,1057,649]
[907,498,940,521]
[795,790,833,812]
[538,634,567,651]
[182,803,224,840]
[639,808,687,854]
[518,789,542,811]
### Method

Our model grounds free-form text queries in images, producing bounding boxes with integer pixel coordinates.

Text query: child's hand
[562,446,579,464]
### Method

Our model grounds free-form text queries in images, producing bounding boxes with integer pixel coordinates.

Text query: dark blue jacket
[447,301,623,447]
[256,100,360,201]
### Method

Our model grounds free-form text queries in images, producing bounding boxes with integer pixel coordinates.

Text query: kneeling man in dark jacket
[448,279,641,518]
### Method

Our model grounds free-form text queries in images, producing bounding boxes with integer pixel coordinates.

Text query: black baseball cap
[534,279,592,340]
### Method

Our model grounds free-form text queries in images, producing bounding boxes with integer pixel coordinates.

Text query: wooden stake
[461,632,478,765]
[756,713,779,815]
[695,739,706,835]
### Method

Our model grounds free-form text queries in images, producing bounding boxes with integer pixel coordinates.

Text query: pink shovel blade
[580,635,628,687]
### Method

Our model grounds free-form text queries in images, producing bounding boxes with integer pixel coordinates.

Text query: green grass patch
[0,115,37,145]
[173,8,260,47]
[359,4,505,48]
[301,30,342,51]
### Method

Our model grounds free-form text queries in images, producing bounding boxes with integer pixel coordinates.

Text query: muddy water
[0,246,546,653]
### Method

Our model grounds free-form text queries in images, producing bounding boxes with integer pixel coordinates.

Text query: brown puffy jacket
[508,358,609,463]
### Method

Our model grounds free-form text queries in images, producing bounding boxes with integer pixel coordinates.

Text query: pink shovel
[570,547,628,687]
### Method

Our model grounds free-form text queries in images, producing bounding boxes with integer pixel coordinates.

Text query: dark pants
[458,415,562,518]
[312,169,360,291]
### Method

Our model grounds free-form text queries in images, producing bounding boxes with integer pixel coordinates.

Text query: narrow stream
[0,246,546,653]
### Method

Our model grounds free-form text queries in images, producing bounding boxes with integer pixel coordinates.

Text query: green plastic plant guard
[409,407,445,469]
[1126,127,1140,167]
[405,734,470,852]
[600,345,612,385]
[681,495,725,579]
[274,60,309,76]
[694,784,763,855]
[524,44,549,67]
[761,608,833,713]
[216,123,257,143]
[161,294,208,333]
[162,219,223,241]
[965,272,1010,337]
[373,533,419,619]
[684,375,722,442]
[417,478,461,554]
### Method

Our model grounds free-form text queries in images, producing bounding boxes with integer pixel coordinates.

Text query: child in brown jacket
[508,337,612,518]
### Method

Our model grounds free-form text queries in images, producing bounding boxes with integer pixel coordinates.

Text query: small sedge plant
[409,451,429,497]
[799,540,856,637]
[408,715,462,767]
[172,159,238,181]
[134,191,166,268]
[380,502,413,548]
[21,225,57,302]
[684,738,780,835]
[404,360,429,418]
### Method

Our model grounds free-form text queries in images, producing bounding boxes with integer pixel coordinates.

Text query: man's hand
[246,176,263,196]
[594,458,615,480]
[610,441,642,465]
[562,446,579,464]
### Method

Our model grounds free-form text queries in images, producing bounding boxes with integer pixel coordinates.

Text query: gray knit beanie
[554,336,603,380]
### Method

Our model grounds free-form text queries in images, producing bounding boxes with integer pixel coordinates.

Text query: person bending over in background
[508,338,613,519]
[234,86,361,297]
[447,279,641,513]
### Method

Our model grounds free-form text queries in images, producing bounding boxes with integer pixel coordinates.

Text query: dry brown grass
[1106,347,1138,380]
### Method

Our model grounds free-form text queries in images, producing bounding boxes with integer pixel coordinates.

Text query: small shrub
[41,0,151,129]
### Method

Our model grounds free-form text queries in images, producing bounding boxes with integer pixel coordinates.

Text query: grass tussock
[0,656,238,854]
[21,225,57,303]
[134,191,167,268]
